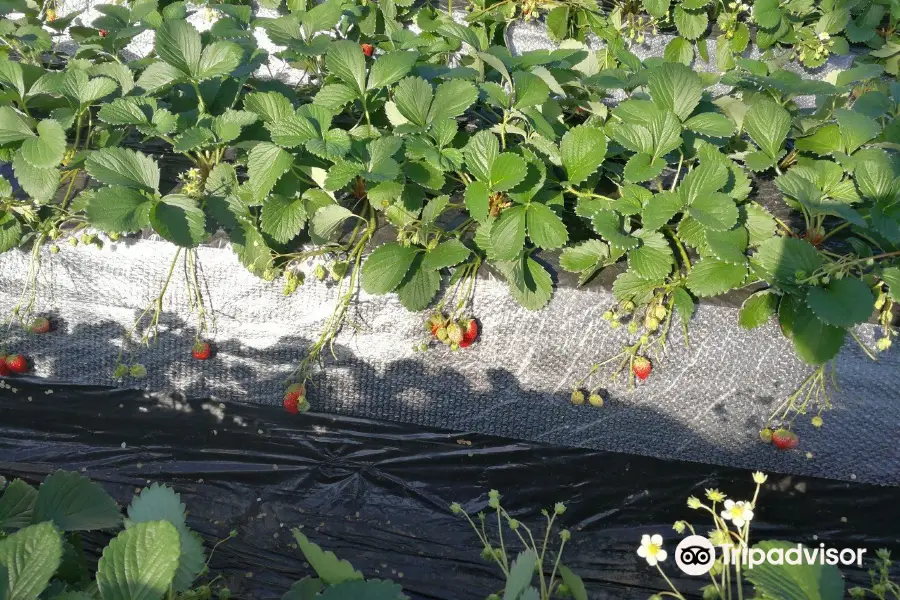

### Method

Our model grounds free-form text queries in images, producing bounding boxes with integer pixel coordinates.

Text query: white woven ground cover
[2,237,897,485]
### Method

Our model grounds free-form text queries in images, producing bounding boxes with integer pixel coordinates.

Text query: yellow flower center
[648,543,660,556]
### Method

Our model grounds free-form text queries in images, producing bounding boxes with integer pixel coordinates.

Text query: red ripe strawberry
[99,29,108,37]
[30,317,51,334]
[771,428,799,450]
[191,341,212,361]
[283,383,306,414]
[283,394,300,414]
[0,355,10,377]
[459,319,479,348]
[632,356,651,380]
[6,354,28,374]
[361,43,375,57]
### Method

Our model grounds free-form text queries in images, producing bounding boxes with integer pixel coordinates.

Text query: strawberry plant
[0,471,232,600]
[0,0,898,439]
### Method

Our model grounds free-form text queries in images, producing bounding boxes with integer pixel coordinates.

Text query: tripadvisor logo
[723,544,868,570]
[674,536,868,576]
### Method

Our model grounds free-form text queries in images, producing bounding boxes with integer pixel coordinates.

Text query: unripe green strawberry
[759,427,773,443]
[447,323,463,344]
[436,327,448,342]
[646,317,660,331]
[876,337,892,352]
[811,415,823,428]
[570,390,585,405]
[330,261,348,280]
[130,364,147,378]
[654,305,667,320]
[588,394,604,408]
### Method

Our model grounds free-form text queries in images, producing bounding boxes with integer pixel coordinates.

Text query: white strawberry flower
[637,534,668,566]
[818,32,830,41]
[721,500,754,528]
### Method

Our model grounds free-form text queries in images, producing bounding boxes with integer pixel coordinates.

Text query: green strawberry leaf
[779,294,847,365]
[491,205,528,260]
[0,107,34,144]
[464,130,499,185]
[648,63,702,121]
[367,50,419,91]
[0,522,63,600]
[155,19,201,78]
[805,278,875,327]
[744,100,791,160]
[326,40,366,95]
[12,153,59,203]
[526,203,568,250]
[560,125,607,186]
[85,186,153,233]
[19,119,65,168]
[261,195,307,244]
[361,243,419,295]
[428,79,478,122]
[685,258,748,297]
[422,239,471,271]
[738,289,780,330]
[86,148,160,192]
[396,256,441,311]
[512,70,549,109]
[96,521,181,600]
[150,195,207,247]
[247,142,293,201]
[490,153,527,192]
[628,230,674,280]
[243,91,294,123]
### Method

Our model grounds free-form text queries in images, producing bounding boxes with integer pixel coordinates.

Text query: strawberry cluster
[427,314,478,350]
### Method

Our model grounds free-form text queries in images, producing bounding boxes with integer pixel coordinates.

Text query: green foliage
[746,541,845,600]
[0,472,224,600]
[0,0,898,408]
